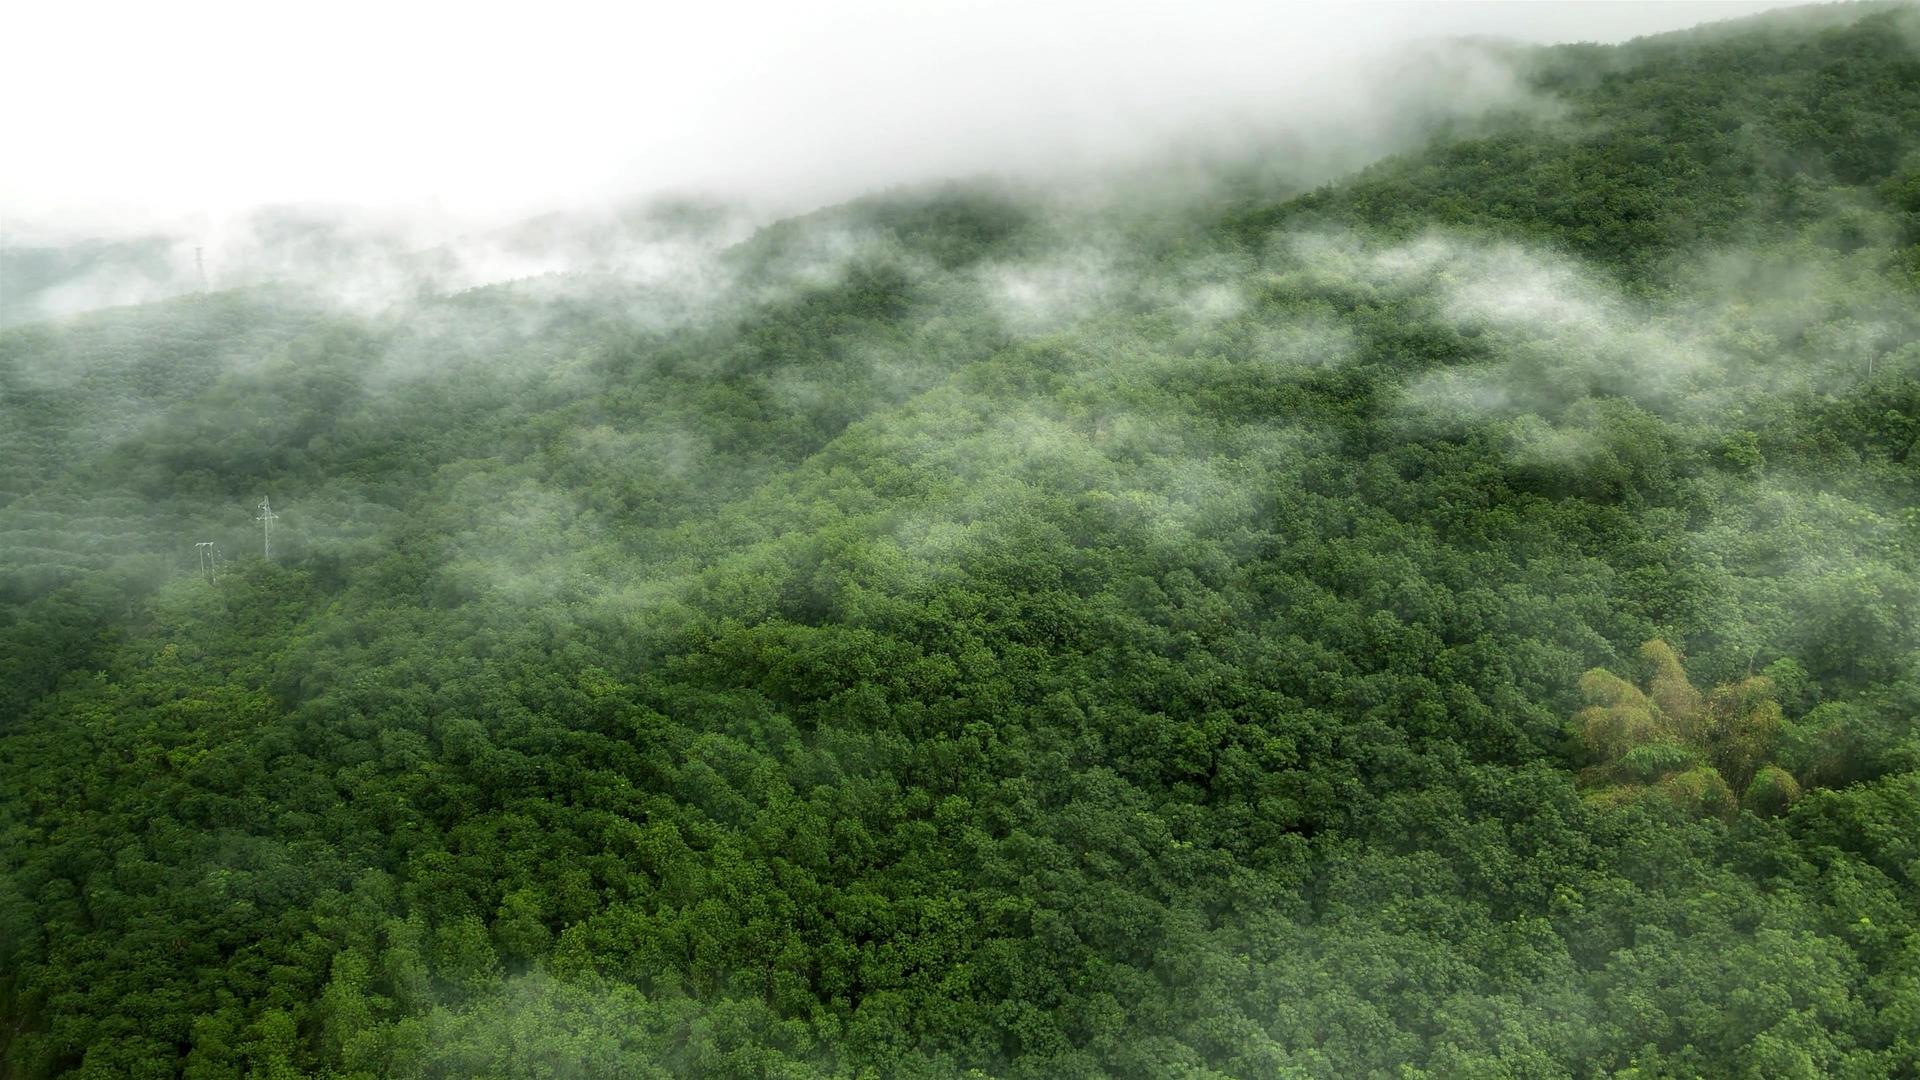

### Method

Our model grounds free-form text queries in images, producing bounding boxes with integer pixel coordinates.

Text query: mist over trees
[5,4,1920,1077]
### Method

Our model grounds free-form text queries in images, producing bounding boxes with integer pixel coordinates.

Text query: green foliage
[1570,640,1825,819]
[1657,764,1739,818]
[1745,764,1803,817]
[1618,740,1700,783]
[6,5,1920,1078]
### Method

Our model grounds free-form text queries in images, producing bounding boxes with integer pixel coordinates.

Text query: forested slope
[5,5,1920,1077]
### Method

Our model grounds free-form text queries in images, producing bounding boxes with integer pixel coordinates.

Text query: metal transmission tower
[195,247,207,292]
[257,497,279,560]
[196,541,218,583]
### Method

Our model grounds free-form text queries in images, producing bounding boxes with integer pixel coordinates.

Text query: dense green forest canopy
[5,4,1920,1077]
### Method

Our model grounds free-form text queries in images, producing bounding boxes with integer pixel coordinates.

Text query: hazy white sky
[2,1,1797,235]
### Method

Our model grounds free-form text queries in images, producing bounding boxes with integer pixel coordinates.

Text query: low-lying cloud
[5,1,1796,242]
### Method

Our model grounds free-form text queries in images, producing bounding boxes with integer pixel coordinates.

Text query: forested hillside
[5,5,1920,1077]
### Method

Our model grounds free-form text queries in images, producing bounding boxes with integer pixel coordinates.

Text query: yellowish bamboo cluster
[1574,641,1801,818]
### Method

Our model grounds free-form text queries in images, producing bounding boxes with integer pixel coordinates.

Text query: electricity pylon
[257,497,279,560]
